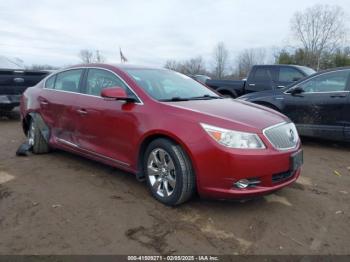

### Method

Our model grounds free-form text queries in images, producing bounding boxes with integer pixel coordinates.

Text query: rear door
[74,68,140,166]
[246,66,276,93]
[283,69,350,140]
[39,69,85,144]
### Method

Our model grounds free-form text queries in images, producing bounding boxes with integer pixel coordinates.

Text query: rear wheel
[28,118,50,154]
[144,138,195,206]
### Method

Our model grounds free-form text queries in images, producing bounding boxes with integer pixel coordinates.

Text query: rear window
[45,75,56,89]
[53,69,83,93]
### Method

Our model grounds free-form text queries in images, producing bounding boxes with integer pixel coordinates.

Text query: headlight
[201,123,265,149]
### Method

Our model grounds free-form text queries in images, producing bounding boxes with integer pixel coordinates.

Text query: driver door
[73,68,140,166]
[283,69,350,140]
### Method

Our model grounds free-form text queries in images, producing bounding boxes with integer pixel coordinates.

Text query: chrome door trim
[57,138,130,167]
[284,69,350,95]
[43,66,144,105]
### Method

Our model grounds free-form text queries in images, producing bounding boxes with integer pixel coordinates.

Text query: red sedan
[20,64,303,205]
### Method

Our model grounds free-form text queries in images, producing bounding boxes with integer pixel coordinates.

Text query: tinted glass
[55,69,83,92]
[45,75,56,89]
[299,70,349,93]
[254,68,272,82]
[86,69,129,96]
[279,68,304,82]
[125,69,219,101]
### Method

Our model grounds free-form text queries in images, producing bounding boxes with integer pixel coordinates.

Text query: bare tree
[164,57,207,75]
[164,59,180,71]
[213,42,229,79]
[94,50,106,63]
[78,49,106,63]
[291,4,347,70]
[236,48,266,78]
[182,56,206,75]
[79,49,94,63]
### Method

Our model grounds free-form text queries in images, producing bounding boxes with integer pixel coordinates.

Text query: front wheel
[144,138,195,206]
[27,118,50,154]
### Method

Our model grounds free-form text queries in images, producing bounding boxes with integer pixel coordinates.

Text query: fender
[28,112,50,143]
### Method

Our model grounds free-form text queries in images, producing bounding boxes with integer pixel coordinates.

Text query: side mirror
[101,87,136,102]
[290,87,304,96]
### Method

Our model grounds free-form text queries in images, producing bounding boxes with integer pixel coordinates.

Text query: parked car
[20,64,303,205]
[0,68,49,118]
[206,65,315,98]
[239,67,350,141]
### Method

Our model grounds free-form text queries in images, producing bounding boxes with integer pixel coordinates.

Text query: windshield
[125,69,220,101]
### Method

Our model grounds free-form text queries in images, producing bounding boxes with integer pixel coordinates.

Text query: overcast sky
[0,0,349,68]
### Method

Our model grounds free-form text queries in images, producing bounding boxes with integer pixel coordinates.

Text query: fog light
[234,179,250,189]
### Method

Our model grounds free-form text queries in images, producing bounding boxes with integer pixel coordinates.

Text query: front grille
[272,171,294,183]
[264,122,299,150]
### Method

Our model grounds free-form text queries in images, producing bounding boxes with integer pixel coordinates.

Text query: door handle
[249,84,256,87]
[40,100,49,105]
[277,85,285,88]
[77,109,88,115]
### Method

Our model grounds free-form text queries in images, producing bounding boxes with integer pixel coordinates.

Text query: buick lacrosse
[20,64,302,205]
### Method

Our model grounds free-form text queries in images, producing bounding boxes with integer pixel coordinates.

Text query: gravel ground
[0,118,350,255]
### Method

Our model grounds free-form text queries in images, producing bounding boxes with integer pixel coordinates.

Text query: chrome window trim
[284,69,350,95]
[57,138,130,167]
[262,122,299,151]
[43,66,144,105]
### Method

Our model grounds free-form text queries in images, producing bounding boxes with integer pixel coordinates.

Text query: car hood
[165,98,288,132]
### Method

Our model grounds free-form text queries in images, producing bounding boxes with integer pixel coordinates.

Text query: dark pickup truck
[206,65,316,98]
[0,69,49,118]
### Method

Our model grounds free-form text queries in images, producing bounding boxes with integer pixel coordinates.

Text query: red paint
[20,64,302,200]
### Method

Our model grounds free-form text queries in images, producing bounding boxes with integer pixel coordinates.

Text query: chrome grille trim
[263,122,299,151]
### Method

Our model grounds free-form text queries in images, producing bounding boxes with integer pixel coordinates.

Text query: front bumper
[193,135,302,199]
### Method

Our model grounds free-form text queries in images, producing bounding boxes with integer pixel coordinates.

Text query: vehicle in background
[238,67,350,141]
[0,68,49,118]
[191,74,211,84]
[206,65,315,98]
[20,64,302,205]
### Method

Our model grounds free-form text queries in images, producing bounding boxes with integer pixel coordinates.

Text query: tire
[28,118,50,154]
[144,138,195,206]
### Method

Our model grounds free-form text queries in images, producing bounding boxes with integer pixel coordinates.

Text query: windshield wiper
[187,95,223,100]
[160,95,222,102]
[159,97,189,102]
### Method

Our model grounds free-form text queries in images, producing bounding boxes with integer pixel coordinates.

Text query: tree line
[164,4,350,79]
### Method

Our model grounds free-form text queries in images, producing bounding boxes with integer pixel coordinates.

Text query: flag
[120,48,128,63]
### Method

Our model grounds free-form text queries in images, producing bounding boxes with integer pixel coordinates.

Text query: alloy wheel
[28,122,35,146]
[147,148,176,197]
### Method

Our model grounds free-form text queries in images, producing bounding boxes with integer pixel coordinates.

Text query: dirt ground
[0,117,350,255]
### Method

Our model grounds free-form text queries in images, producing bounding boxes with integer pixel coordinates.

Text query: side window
[279,68,304,82]
[253,68,272,82]
[45,75,56,89]
[299,70,349,93]
[55,69,83,93]
[85,69,130,96]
